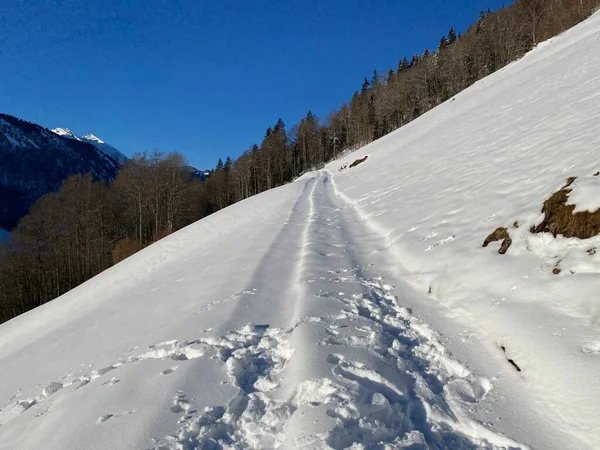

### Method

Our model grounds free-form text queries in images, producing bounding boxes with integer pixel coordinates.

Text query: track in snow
[0,173,527,449]
[149,172,527,449]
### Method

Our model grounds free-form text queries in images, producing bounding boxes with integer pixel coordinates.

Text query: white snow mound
[567,176,600,213]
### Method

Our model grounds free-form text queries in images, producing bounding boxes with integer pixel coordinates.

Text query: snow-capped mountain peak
[1,114,121,230]
[81,133,104,144]
[51,127,81,141]
[51,128,127,165]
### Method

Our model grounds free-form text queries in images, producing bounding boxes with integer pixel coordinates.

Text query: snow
[51,127,82,141]
[1,118,39,149]
[4,134,23,148]
[51,128,127,164]
[566,176,600,213]
[2,11,600,450]
[81,133,104,144]
[80,133,127,164]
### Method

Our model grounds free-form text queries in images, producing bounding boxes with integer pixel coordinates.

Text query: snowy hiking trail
[141,167,591,450]
[145,171,530,449]
[0,171,531,450]
[0,166,591,449]
[0,168,587,450]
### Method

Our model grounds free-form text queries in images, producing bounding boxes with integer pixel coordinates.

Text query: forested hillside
[0,114,121,231]
[1,0,598,323]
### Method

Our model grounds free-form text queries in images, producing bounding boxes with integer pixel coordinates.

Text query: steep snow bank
[326,11,600,448]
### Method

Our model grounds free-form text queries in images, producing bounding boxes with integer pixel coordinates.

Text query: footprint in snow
[582,342,600,354]
[418,231,438,243]
[161,366,178,375]
[97,414,113,423]
[425,235,456,252]
[101,377,120,386]
[171,392,193,414]
[97,409,135,424]
[326,354,342,365]
[42,382,63,397]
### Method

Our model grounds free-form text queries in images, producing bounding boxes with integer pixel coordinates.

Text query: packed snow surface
[2,12,600,450]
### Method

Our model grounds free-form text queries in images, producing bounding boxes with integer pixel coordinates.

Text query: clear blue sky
[1,0,509,169]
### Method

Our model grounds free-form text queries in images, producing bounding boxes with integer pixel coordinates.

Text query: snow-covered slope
[2,12,600,450]
[52,128,127,164]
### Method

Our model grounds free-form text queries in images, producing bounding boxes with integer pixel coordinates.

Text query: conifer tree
[448,27,457,44]
[361,78,370,95]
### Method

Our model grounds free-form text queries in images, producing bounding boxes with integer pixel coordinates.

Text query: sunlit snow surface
[566,176,600,213]
[2,12,600,450]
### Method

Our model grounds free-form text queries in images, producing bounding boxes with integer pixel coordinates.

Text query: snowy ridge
[81,133,104,143]
[0,114,121,230]
[51,127,81,141]
[51,127,127,164]
[81,133,127,164]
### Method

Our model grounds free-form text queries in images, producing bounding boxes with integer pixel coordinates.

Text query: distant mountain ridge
[52,128,127,165]
[0,113,122,230]
[185,165,211,181]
